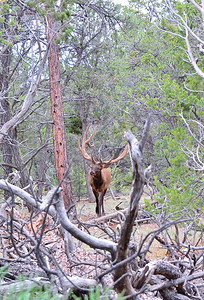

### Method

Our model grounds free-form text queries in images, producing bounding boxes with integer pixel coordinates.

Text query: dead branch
[0,41,51,144]
[113,116,151,296]
[86,208,128,223]
[54,189,117,256]
[0,180,117,254]
[84,201,157,224]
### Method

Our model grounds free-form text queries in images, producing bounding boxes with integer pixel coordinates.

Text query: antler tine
[84,124,97,146]
[81,123,90,146]
[78,123,97,162]
[91,152,96,164]
[102,154,115,168]
[103,142,129,166]
[78,136,92,161]
[99,155,103,164]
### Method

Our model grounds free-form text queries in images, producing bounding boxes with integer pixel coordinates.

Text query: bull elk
[78,124,129,217]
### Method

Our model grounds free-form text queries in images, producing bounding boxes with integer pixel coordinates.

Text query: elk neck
[92,171,104,190]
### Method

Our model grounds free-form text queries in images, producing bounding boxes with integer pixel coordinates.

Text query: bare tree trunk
[36,122,51,198]
[12,128,30,189]
[0,45,30,192]
[0,21,21,199]
[0,15,48,197]
[46,15,73,209]
[113,116,151,296]
[0,41,13,189]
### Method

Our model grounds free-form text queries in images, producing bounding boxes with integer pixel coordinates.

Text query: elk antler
[78,124,97,162]
[78,124,129,165]
[102,142,129,167]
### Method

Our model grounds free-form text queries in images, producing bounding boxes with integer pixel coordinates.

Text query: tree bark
[113,116,151,296]
[46,15,73,209]
[36,122,51,198]
[0,13,13,190]
[0,46,13,182]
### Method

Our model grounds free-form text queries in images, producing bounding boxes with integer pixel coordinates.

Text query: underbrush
[0,266,125,300]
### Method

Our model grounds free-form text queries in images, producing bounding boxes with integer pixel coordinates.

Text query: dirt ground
[75,193,168,260]
[1,192,203,299]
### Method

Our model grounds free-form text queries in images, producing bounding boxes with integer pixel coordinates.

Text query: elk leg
[93,191,99,215]
[102,189,107,215]
[99,189,107,216]
[98,192,102,217]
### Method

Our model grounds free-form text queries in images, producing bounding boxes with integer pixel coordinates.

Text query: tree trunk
[12,128,30,189]
[0,44,13,187]
[113,116,151,296]
[0,16,35,197]
[0,49,30,192]
[36,122,51,198]
[46,15,73,209]
[0,20,15,200]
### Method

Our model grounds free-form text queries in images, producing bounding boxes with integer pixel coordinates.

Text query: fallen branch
[0,180,117,255]
[86,208,128,223]
[85,201,157,224]
[149,270,204,292]
[0,276,96,294]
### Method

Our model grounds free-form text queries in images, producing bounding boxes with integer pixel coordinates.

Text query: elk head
[78,124,129,217]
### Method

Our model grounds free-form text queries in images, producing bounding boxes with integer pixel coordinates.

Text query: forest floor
[1,191,203,299]
[0,191,181,277]
[74,192,168,261]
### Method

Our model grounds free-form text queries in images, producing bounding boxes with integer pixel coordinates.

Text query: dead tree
[113,115,151,296]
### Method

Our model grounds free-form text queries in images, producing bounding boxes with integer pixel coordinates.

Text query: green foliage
[2,2,10,13]
[56,24,74,43]
[143,198,151,208]
[108,5,203,217]
[141,50,155,64]
[70,160,88,198]
[27,1,36,8]
[1,0,203,218]
[175,1,200,21]
[69,286,125,300]
[112,168,132,194]
[66,115,82,135]
[153,124,203,215]
[154,176,202,218]
[0,267,60,300]
[6,284,59,300]
[0,265,9,279]
[0,36,13,46]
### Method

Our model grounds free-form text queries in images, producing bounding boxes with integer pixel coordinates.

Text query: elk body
[78,124,128,217]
